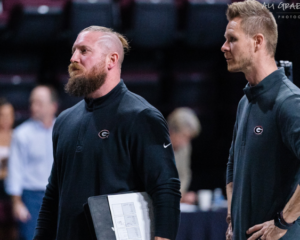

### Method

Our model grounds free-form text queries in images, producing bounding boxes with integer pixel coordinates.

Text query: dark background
[0,0,299,195]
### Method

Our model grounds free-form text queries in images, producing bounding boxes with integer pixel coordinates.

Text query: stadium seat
[69,0,114,42]
[170,71,216,107]
[20,0,67,6]
[186,0,229,49]
[0,51,39,124]
[0,11,8,31]
[132,0,177,48]
[0,74,36,124]
[2,0,20,13]
[0,0,19,31]
[0,52,40,74]
[6,0,67,46]
[0,74,36,109]
[122,71,161,105]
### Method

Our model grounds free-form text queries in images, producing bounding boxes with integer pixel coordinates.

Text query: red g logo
[98,130,110,139]
[254,126,263,135]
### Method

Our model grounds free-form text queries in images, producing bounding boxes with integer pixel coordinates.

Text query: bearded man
[33,26,181,240]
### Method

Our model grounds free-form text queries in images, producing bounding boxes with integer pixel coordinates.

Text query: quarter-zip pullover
[227,68,300,239]
[33,80,181,240]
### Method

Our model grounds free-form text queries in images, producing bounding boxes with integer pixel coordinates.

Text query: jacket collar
[84,79,127,111]
[243,68,286,101]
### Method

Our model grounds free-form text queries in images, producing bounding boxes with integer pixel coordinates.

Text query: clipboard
[83,192,154,240]
[84,194,116,240]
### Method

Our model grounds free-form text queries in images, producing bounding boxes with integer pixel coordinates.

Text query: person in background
[168,107,201,204]
[0,99,15,240]
[5,86,58,240]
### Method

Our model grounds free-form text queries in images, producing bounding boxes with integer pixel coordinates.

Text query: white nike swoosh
[163,143,172,148]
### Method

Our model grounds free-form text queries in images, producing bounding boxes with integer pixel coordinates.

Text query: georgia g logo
[98,130,110,139]
[254,126,263,135]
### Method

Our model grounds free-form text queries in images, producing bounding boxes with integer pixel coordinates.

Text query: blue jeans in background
[19,190,45,240]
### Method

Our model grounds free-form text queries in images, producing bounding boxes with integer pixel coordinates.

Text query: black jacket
[227,69,300,239]
[34,80,181,240]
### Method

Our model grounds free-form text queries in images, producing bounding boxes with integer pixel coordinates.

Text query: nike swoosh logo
[163,143,172,148]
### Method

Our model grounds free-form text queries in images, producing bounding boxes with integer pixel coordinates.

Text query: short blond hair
[80,26,130,63]
[226,0,278,57]
[167,108,201,138]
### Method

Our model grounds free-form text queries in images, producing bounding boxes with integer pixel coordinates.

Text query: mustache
[68,63,85,74]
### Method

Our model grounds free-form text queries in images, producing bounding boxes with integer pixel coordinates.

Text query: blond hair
[167,108,201,138]
[80,26,130,63]
[226,0,278,57]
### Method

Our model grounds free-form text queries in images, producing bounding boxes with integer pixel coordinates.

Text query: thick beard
[65,63,107,97]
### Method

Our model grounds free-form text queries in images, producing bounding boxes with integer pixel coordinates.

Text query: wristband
[274,211,295,230]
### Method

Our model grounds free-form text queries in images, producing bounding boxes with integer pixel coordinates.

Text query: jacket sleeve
[129,108,181,240]
[5,131,27,196]
[33,126,59,240]
[277,95,300,160]
[226,121,237,185]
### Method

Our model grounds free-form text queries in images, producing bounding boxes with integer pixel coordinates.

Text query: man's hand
[226,183,233,240]
[226,214,233,240]
[181,191,197,205]
[226,221,233,240]
[155,237,170,240]
[12,198,31,222]
[247,220,287,240]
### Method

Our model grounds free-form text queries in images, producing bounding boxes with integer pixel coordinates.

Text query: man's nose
[221,41,229,53]
[70,50,80,63]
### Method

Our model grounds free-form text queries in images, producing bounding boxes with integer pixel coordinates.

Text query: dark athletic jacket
[227,68,300,239]
[33,80,181,240]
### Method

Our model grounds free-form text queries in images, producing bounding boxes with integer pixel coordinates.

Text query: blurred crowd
[0,86,57,240]
[0,98,15,239]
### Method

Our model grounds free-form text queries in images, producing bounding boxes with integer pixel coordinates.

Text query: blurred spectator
[0,98,15,240]
[167,107,201,205]
[5,86,58,240]
[0,98,14,180]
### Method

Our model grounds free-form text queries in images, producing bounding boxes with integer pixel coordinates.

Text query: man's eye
[81,49,87,54]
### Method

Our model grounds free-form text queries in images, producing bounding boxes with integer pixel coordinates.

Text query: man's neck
[39,118,54,129]
[0,128,12,134]
[244,59,278,86]
[87,76,121,99]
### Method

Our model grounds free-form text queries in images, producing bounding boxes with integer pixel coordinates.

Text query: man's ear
[107,52,119,70]
[253,34,264,52]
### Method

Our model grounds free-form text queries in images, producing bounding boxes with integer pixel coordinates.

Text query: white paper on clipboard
[108,192,155,240]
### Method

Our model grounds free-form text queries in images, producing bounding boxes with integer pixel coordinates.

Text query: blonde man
[33,26,181,240]
[222,1,300,239]
[168,108,200,203]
